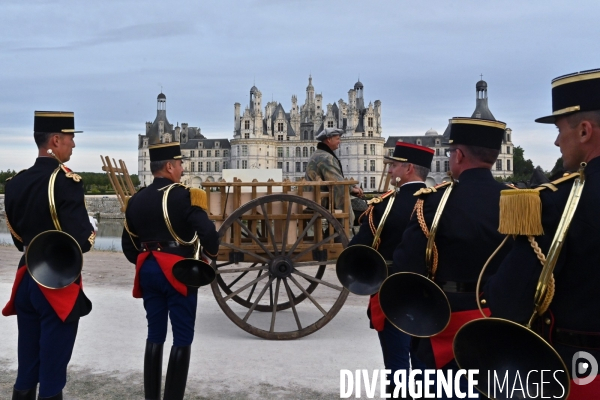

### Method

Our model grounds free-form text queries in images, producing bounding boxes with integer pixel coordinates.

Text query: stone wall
[0,194,124,219]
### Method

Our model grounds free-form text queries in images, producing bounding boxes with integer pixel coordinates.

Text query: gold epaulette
[367,189,394,205]
[190,187,208,211]
[413,181,452,197]
[498,172,580,236]
[5,169,27,182]
[60,165,82,182]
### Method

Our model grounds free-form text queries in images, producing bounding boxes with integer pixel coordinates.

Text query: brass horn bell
[453,318,569,399]
[379,272,451,337]
[26,230,83,289]
[336,244,388,295]
[172,242,216,288]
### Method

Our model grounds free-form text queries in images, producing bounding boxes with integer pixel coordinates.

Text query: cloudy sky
[1,0,599,173]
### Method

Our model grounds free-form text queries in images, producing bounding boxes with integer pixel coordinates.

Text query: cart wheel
[211,194,350,340]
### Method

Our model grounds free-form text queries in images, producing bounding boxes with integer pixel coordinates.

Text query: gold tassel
[498,189,544,236]
[190,188,208,211]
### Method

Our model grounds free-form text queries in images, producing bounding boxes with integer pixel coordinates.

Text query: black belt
[437,280,480,293]
[140,241,180,252]
[554,328,600,350]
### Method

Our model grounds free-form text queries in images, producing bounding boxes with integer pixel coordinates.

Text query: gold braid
[414,199,439,276]
[527,236,555,314]
[5,214,22,243]
[368,206,381,250]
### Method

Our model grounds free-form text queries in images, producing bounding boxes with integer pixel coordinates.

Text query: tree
[548,157,565,180]
[511,146,535,182]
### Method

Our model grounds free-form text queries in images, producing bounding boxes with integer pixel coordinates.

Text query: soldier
[349,142,433,396]
[391,118,512,398]
[305,127,363,219]
[486,69,600,397]
[122,142,219,400]
[3,111,95,400]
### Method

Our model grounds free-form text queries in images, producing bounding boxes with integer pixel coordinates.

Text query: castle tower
[471,78,495,120]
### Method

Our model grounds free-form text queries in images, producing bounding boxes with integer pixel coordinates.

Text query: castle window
[206,162,211,172]
[303,131,308,140]
[199,150,203,157]
[436,161,440,172]
[198,142,203,148]
[436,149,440,156]
[244,120,250,129]
[507,146,511,154]
[199,162,203,172]
[242,160,248,169]
[215,142,220,148]
[190,150,195,157]
[191,162,195,172]
[214,162,220,172]
[207,150,211,157]
[363,177,367,188]
[368,117,374,128]
[417,140,422,145]
[507,160,511,171]
[286,147,290,157]
[310,131,314,140]
[278,122,284,132]
[364,144,367,155]
[496,159,503,171]
[370,177,376,189]
[364,160,367,172]
[224,150,229,157]
[277,147,283,157]
[370,160,376,172]
[237,160,239,168]
[303,162,307,172]
[286,162,289,172]
[327,121,334,128]
[223,161,228,169]
[277,134,284,141]
[368,131,373,137]
[370,144,376,155]
[215,150,220,157]
[302,147,308,157]
[277,162,283,169]
[296,147,301,157]
[244,133,250,139]
[296,162,301,172]
[444,160,449,172]
[242,145,248,156]
[310,147,315,155]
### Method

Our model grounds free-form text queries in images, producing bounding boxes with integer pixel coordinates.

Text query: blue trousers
[377,319,426,393]
[14,272,79,397]
[140,258,197,347]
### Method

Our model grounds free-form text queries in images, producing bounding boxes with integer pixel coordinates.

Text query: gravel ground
[0,246,381,399]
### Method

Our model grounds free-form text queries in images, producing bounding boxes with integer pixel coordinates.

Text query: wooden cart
[102,156,358,340]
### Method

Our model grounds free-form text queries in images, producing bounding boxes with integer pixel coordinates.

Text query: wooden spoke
[260,203,278,255]
[269,278,282,333]
[223,272,269,302]
[246,269,263,303]
[234,219,275,259]
[293,260,337,268]
[226,270,248,289]
[243,276,275,323]
[292,269,344,291]
[286,212,320,256]
[216,265,267,274]
[219,242,270,264]
[281,202,293,255]
[288,275,327,316]
[283,278,302,330]
[290,233,339,262]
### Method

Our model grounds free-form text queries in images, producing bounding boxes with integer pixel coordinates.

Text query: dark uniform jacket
[122,177,219,264]
[392,168,512,368]
[486,156,600,367]
[4,157,94,321]
[350,182,426,261]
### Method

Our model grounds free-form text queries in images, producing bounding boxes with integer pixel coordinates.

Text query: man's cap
[315,128,345,141]
[34,111,82,133]
[535,68,600,124]
[443,118,506,150]
[384,141,434,169]
[149,142,187,162]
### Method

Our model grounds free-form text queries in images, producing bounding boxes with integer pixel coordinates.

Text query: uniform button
[545,318,551,325]
[480,299,486,305]
[157,248,161,251]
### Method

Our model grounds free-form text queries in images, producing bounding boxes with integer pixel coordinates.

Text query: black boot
[163,345,191,400]
[12,386,36,400]
[144,340,164,400]
[37,391,62,400]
